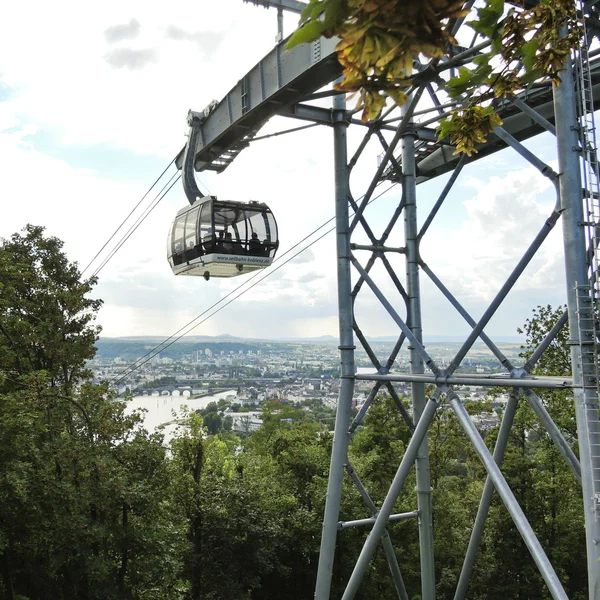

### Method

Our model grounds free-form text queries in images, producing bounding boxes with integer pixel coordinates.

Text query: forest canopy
[0,227,585,599]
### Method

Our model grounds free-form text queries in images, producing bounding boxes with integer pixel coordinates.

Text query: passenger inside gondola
[233,234,243,255]
[168,195,279,277]
[216,231,225,253]
[249,232,261,255]
[223,232,234,253]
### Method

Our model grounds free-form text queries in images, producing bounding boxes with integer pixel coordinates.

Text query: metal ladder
[574,0,600,515]
[574,0,600,291]
[575,286,600,514]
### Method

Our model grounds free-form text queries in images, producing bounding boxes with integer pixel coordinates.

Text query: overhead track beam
[175,34,341,173]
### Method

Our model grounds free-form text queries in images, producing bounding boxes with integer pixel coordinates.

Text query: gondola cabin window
[168,197,278,280]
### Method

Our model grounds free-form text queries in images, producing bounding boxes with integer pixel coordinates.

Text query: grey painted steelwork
[175,33,341,173]
[344,461,410,600]
[554,52,600,598]
[182,113,207,204]
[192,5,600,596]
[339,511,419,530]
[524,389,582,483]
[524,310,569,371]
[402,111,436,599]
[314,91,355,600]
[341,396,440,600]
[354,373,574,389]
[451,397,569,600]
[511,95,557,136]
[454,390,520,600]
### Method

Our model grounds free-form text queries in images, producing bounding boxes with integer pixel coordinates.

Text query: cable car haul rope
[167,112,279,280]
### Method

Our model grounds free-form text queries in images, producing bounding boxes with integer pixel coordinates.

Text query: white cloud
[0,1,572,343]
[0,0,293,156]
[104,47,159,70]
[104,18,141,44]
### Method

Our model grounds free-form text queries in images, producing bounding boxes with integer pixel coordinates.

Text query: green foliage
[287,0,581,154]
[518,304,570,376]
[437,105,502,156]
[0,229,587,600]
[288,0,468,122]
[142,375,177,389]
[202,410,223,434]
[0,225,101,395]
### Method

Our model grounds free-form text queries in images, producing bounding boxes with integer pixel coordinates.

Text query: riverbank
[189,388,236,399]
[125,390,235,443]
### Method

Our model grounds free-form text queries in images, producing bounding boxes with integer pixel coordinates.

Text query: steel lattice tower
[184,1,600,597]
[315,24,600,600]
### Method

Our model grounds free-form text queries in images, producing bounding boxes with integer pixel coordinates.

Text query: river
[125,389,236,442]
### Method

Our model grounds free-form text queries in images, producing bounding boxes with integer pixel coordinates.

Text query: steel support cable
[109,210,346,384]
[112,225,340,386]
[81,158,176,277]
[110,182,397,387]
[91,173,181,278]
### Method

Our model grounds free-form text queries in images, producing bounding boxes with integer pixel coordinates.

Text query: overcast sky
[0,0,567,343]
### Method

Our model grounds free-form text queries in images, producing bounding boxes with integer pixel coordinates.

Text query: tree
[518,304,570,376]
[169,416,293,600]
[203,410,223,434]
[0,226,184,600]
[0,225,101,396]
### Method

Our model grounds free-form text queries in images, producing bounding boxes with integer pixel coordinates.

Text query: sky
[0,0,569,344]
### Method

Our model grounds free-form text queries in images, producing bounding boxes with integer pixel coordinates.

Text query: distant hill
[94,332,524,360]
[94,333,341,360]
[94,337,263,361]
[374,335,524,344]
[268,335,339,343]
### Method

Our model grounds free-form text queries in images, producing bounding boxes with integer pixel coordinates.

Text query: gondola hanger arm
[182,111,210,206]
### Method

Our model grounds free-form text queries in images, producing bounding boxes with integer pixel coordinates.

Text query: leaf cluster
[289,0,468,121]
[287,0,581,154]
[437,104,503,156]
[437,0,582,154]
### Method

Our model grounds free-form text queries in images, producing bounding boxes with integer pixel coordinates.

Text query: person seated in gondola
[185,238,202,262]
[249,232,262,256]
[215,230,225,253]
[223,232,234,253]
[173,241,184,265]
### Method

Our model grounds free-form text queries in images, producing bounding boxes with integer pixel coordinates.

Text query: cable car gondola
[167,112,279,280]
